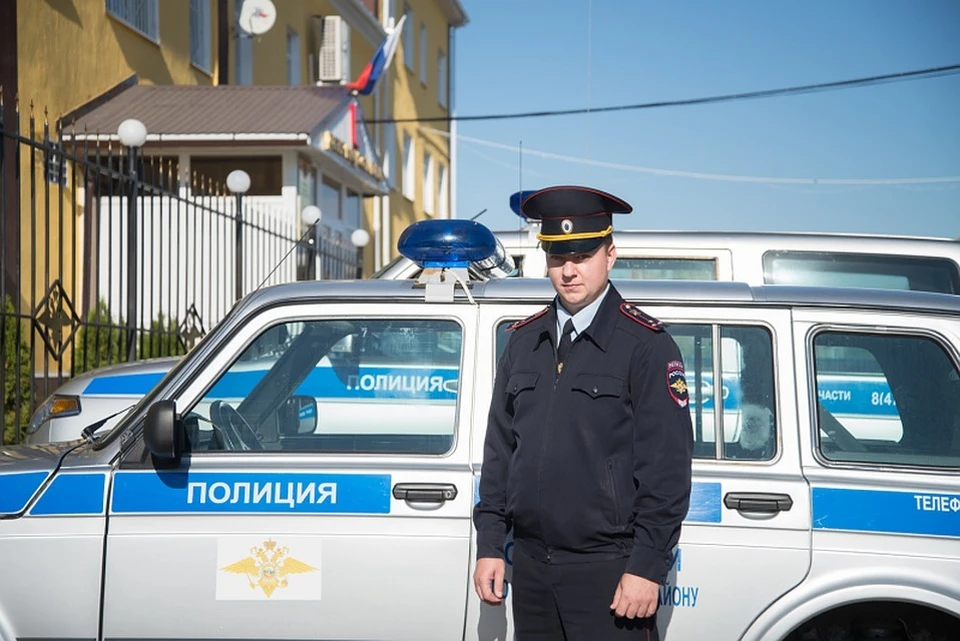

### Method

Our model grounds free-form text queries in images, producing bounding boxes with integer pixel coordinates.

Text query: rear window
[611,257,717,281]
[763,251,960,294]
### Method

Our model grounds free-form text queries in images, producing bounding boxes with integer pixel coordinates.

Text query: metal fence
[0,95,360,445]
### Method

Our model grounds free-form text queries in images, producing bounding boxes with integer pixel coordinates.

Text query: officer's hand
[473,557,506,605]
[610,572,659,619]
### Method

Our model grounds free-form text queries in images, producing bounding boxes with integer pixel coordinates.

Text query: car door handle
[392,483,458,503]
[723,492,793,514]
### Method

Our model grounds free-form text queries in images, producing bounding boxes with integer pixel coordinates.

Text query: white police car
[28,223,960,446]
[3,220,959,641]
[25,357,180,445]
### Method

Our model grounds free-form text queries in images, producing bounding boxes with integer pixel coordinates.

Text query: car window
[669,324,777,461]
[186,318,462,455]
[495,318,776,461]
[764,251,960,294]
[813,331,960,468]
[611,257,717,281]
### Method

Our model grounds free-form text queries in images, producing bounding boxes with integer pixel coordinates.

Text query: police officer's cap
[521,186,632,255]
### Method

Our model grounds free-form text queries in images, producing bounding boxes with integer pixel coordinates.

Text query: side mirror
[283,395,318,435]
[144,400,182,460]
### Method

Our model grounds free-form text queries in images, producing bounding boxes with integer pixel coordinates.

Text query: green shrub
[72,299,127,376]
[3,297,33,446]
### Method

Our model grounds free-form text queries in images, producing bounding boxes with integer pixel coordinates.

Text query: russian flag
[346,15,407,95]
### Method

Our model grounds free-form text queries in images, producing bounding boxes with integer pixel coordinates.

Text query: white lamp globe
[116,118,148,148]
[226,169,252,194]
[351,228,370,248]
[301,205,322,226]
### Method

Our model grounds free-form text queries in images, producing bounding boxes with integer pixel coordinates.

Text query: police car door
[751,306,960,640]
[650,305,812,639]
[102,303,478,640]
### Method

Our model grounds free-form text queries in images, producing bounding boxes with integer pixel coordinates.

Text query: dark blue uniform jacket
[474,284,694,583]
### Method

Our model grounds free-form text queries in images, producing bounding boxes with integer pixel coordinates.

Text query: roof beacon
[398,220,497,303]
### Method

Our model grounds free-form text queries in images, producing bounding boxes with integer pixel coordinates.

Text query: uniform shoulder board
[619,303,665,332]
[509,306,550,331]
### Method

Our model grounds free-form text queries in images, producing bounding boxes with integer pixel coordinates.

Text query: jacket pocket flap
[573,374,623,398]
[506,372,540,395]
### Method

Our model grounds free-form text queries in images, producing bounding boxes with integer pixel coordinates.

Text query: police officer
[473,186,694,641]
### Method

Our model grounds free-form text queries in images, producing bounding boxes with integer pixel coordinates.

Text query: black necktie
[557,319,575,372]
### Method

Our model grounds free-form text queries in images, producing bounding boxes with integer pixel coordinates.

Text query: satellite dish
[238,0,276,36]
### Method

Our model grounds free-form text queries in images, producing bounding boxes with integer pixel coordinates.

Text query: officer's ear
[605,238,617,267]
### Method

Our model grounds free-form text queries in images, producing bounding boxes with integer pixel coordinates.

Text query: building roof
[437,0,469,26]
[63,84,352,139]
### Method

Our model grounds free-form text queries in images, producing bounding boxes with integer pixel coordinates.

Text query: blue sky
[450,1,960,239]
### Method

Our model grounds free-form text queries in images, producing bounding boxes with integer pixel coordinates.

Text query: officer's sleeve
[473,345,516,560]
[626,332,694,583]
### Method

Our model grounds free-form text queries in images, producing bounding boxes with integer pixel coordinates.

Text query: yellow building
[0,0,465,439]
[226,0,468,270]
[2,0,466,296]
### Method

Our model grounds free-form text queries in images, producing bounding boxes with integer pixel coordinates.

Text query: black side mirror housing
[144,400,182,460]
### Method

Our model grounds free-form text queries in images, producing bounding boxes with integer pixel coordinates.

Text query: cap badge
[560,219,574,234]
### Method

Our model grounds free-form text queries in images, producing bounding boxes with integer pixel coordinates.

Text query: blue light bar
[398,220,497,268]
[509,190,538,218]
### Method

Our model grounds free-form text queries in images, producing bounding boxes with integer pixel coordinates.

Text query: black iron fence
[1,95,360,445]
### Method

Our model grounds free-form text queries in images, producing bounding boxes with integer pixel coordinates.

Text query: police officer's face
[546,241,617,314]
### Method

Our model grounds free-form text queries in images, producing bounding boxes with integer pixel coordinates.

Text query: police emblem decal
[560,219,574,234]
[217,537,322,600]
[667,360,689,408]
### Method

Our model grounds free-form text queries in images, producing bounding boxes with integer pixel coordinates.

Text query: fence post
[227,169,250,301]
[117,119,147,361]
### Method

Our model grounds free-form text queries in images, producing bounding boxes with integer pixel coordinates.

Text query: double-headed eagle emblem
[220,539,317,597]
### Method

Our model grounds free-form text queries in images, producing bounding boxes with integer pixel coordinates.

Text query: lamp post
[301,205,322,280]
[227,169,251,301]
[117,118,147,362]
[351,228,370,279]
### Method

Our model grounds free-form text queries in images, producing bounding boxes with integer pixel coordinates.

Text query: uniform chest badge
[667,360,689,408]
[620,303,664,332]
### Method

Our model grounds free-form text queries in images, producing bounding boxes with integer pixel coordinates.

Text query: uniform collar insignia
[619,303,665,332]
[508,305,550,331]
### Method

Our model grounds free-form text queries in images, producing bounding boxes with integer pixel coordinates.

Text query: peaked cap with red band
[521,185,632,254]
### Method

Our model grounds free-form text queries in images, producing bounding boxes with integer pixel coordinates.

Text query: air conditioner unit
[317,15,350,84]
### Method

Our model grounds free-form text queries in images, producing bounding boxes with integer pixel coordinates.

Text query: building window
[234,0,252,84]
[321,178,342,220]
[190,156,282,195]
[419,24,428,86]
[402,133,415,201]
[438,163,448,218]
[423,151,435,215]
[437,51,447,108]
[383,123,396,189]
[298,157,317,208]
[287,28,302,84]
[189,0,211,72]
[345,190,361,228]
[402,4,414,71]
[106,0,159,42]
